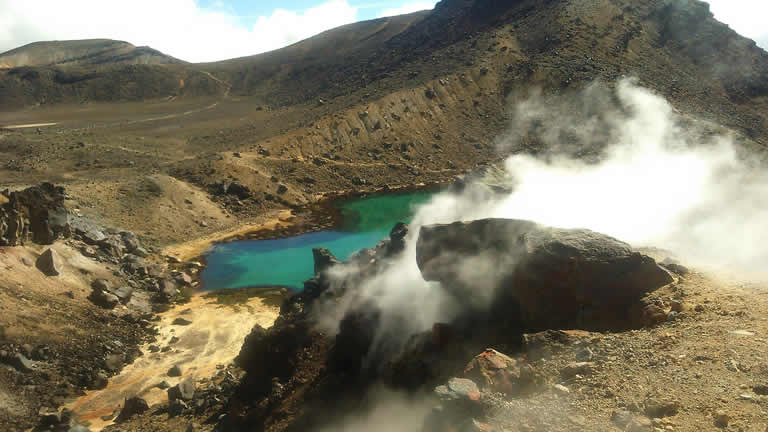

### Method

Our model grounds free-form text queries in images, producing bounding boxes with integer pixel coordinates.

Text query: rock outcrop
[0,183,70,246]
[416,219,673,330]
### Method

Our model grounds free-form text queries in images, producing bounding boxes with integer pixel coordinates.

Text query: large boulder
[115,397,149,422]
[0,183,70,246]
[1,352,34,372]
[388,222,409,255]
[416,219,673,330]
[464,349,545,396]
[36,248,61,276]
[167,378,196,402]
[312,247,340,276]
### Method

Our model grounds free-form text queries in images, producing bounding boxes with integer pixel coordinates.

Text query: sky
[0,0,765,63]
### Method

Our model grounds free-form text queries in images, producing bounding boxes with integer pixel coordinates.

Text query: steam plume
[318,78,768,351]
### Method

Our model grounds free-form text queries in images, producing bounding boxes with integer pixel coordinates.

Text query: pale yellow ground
[65,294,280,431]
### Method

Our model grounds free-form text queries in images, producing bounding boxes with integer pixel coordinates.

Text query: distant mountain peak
[0,39,183,68]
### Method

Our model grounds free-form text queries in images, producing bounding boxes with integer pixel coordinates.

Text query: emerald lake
[200,191,434,291]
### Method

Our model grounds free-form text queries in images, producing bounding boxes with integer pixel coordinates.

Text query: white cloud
[706,0,768,49]
[376,1,436,18]
[0,0,765,63]
[0,0,358,62]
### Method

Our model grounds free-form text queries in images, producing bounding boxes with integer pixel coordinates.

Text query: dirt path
[3,122,58,129]
[65,294,280,431]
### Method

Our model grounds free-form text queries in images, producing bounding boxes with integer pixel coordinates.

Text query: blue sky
[0,0,765,63]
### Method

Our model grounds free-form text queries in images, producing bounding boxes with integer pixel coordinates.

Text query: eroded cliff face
[0,183,69,246]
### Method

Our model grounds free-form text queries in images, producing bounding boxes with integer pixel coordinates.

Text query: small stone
[104,354,123,372]
[112,286,134,303]
[644,397,680,418]
[172,317,193,326]
[575,347,594,361]
[434,377,481,402]
[611,410,633,429]
[553,384,570,395]
[669,300,684,313]
[156,381,171,389]
[168,365,183,377]
[168,399,189,417]
[753,384,768,395]
[560,362,595,378]
[626,417,653,432]
[713,410,730,428]
[38,408,61,426]
[92,279,111,292]
[89,372,109,390]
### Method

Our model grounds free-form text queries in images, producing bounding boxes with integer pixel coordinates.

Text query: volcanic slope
[0,0,767,246]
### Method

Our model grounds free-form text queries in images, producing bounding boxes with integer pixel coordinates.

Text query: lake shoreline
[192,182,447,292]
[167,182,447,264]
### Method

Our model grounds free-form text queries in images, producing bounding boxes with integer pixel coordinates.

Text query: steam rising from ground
[313,77,768,432]
[320,78,768,338]
[423,79,768,275]
[312,389,433,432]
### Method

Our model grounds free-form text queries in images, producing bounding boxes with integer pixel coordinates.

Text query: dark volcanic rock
[388,222,409,255]
[36,248,61,276]
[227,182,252,200]
[120,231,141,252]
[112,286,134,304]
[115,397,149,422]
[1,352,34,372]
[0,183,70,246]
[89,290,120,309]
[172,317,193,326]
[168,378,196,402]
[312,247,340,276]
[235,324,268,368]
[416,219,673,330]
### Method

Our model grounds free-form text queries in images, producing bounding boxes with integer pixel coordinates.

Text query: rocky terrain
[100,222,768,432]
[1,0,767,249]
[1,0,768,431]
[0,184,210,431]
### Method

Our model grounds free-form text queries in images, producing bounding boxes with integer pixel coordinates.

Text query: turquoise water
[200,191,433,290]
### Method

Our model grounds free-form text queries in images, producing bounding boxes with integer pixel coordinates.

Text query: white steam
[312,388,433,432]
[318,78,768,346]
[313,78,768,432]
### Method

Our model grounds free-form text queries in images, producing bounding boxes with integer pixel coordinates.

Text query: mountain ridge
[0,38,183,68]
